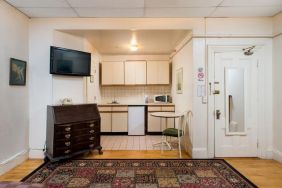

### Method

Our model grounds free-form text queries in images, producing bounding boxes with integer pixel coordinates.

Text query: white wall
[273,12,282,163]
[171,38,194,156]
[28,17,273,159]
[172,42,193,113]
[84,39,102,104]
[52,31,86,105]
[0,0,29,175]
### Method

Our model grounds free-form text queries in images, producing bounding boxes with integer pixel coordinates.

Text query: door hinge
[257,61,259,68]
[257,142,259,148]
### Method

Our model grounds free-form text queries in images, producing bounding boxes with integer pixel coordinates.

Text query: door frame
[207,45,269,158]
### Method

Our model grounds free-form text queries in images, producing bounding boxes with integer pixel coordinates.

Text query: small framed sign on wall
[176,67,183,94]
[9,58,27,86]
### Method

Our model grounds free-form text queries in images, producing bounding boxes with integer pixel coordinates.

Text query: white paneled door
[214,51,258,157]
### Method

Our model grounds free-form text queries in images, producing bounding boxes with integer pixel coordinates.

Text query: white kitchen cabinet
[147,105,175,132]
[112,113,128,132]
[100,113,112,132]
[147,61,170,85]
[125,61,146,85]
[158,61,170,84]
[161,118,175,131]
[102,61,124,85]
[135,61,147,84]
[147,61,159,84]
[125,61,135,85]
[148,113,161,132]
[101,62,113,85]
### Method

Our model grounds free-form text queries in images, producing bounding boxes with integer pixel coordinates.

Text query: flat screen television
[50,46,91,76]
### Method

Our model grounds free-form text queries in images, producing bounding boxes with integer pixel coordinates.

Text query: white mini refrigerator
[128,105,145,135]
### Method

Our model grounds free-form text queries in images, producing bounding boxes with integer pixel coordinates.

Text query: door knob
[216,110,221,119]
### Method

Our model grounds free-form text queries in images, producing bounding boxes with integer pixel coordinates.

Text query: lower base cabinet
[112,113,128,132]
[100,113,111,132]
[99,106,128,133]
[161,118,175,131]
[99,105,175,134]
[147,105,175,133]
[148,114,161,132]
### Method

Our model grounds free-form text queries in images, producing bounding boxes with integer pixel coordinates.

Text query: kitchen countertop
[98,103,174,106]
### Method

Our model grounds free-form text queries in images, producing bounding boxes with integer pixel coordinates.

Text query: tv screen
[50,46,91,76]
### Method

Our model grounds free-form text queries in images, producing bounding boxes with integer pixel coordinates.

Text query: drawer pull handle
[64,150,71,154]
[89,124,95,128]
[89,144,94,148]
[65,134,71,139]
[89,137,94,140]
[89,130,95,134]
[65,142,71,146]
[65,127,71,132]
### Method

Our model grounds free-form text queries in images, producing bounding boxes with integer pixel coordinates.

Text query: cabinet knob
[89,124,95,128]
[65,134,71,139]
[65,142,71,146]
[65,127,71,132]
[89,137,94,141]
[89,130,95,134]
[64,150,71,154]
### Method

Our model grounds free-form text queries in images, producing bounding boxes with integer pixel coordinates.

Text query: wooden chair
[161,111,193,158]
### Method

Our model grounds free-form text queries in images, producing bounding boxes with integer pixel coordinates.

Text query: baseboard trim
[192,148,208,158]
[0,149,29,176]
[29,149,44,159]
[273,149,282,163]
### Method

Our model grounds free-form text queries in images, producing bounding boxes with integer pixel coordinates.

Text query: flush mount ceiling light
[130,44,138,51]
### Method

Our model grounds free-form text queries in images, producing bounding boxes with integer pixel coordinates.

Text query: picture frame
[176,67,183,94]
[9,58,27,86]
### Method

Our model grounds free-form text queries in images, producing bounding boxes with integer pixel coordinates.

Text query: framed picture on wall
[176,67,183,94]
[9,58,27,86]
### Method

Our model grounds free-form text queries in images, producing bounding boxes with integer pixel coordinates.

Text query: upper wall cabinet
[125,61,146,85]
[147,61,170,85]
[101,61,124,85]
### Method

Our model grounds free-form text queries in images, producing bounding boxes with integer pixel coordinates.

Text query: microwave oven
[154,95,171,103]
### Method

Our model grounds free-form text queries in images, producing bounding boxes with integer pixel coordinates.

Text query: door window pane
[225,68,245,134]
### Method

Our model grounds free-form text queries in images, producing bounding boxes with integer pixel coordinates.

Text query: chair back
[178,111,193,135]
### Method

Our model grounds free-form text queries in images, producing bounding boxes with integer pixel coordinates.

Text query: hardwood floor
[1,151,282,188]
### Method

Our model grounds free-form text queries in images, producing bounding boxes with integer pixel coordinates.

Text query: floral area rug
[22,159,257,188]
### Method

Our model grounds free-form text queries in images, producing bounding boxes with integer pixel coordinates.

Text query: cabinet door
[101,62,113,85]
[100,113,112,132]
[158,61,170,84]
[102,61,124,85]
[112,61,125,85]
[148,113,161,132]
[161,118,175,131]
[147,61,159,84]
[125,61,136,85]
[135,61,146,85]
[112,113,128,132]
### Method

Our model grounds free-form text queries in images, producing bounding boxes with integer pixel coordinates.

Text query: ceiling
[62,30,190,55]
[5,0,282,18]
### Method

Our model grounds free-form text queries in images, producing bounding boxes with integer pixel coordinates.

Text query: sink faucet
[111,95,118,104]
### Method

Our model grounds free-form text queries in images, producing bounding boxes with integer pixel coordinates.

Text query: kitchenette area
[98,58,177,150]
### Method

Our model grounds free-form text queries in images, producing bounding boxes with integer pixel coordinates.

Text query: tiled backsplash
[101,86,171,104]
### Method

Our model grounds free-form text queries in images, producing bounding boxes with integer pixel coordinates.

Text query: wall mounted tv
[50,46,91,76]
